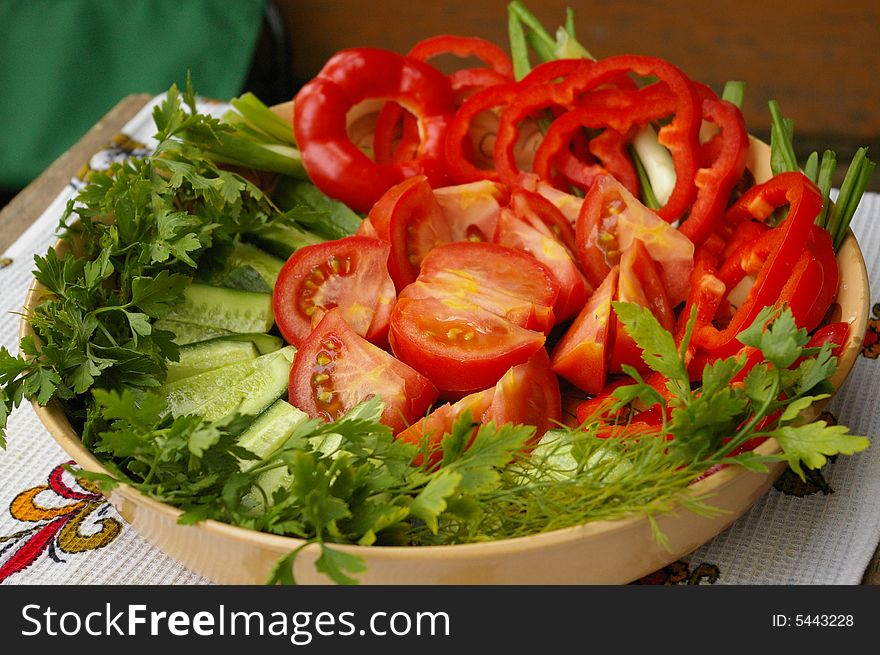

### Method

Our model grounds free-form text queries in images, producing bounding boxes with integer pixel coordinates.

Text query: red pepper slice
[444,82,520,183]
[294,47,456,213]
[408,35,514,78]
[692,172,824,358]
[805,321,850,358]
[677,83,750,246]
[375,36,514,166]
[532,83,675,195]
[801,225,840,331]
[495,55,701,223]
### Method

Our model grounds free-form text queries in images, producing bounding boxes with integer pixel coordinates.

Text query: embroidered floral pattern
[0,461,122,583]
[70,133,149,191]
[634,560,720,585]
[863,303,880,359]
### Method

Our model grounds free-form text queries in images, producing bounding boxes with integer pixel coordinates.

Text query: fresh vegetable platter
[1,3,874,584]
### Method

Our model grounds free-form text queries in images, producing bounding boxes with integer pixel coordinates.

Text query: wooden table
[3,93,879,584]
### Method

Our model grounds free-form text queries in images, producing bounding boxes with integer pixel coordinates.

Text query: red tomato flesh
[401,241,559,334]
[495,189,591,321]
[389,296,546,398]
[272,236,396,348]
[575,174,693,306]
[397,348,560,466]
[288,308,438,434]
[550,265,617,395]
[609,238,676,373]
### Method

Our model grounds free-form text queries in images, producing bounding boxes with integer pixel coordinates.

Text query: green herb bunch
[0,84,288,447]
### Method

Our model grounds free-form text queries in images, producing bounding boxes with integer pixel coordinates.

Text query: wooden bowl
[20,134,870,584]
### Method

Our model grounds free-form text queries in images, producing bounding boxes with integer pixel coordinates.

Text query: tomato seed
[604,198,625,216]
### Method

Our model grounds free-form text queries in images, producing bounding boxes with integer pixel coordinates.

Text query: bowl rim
[15,135,872,573]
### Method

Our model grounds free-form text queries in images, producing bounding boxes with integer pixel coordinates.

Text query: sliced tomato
[432,180,507,242]
[517,172,584,228]
[365,176,444,290]
[288,308,438,434]
[402,241,559,333]
[495,189,591,321]
[389,180,506,290]
[396,386,496,467]
[272,236,396,348]
[550,265,617,395]
[368,178,507,291]
[483,348,561,442]
[397,348,560,466]
[609,238,676,373]
[575,174,694,305]
[354,216,380,238]
[366,175,425,242]
[389,296,546,398]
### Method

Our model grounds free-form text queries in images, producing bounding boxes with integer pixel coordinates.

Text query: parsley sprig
[0,83,316,447]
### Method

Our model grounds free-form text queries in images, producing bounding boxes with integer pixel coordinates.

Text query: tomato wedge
[389,296,546,398]
[396,385,496,467]
[432,180,506,243]
[366,177,506,291]
[495,188,591,321]
[272,236,396,347]
[397,348,560,466]
[575,174,694,305]
[288,308,438,434]
[483,347,561,441]
[399,241,559,333]
[609,238,676,373]
[550,265,617,395]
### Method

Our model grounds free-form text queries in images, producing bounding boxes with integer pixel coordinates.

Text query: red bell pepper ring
[495,55,701,223]
[717,226,780,290]
[374,36,514,166]
[520,58,588,85]
[780,249,825,329]
[692,172,824,358]
[376,68,512,165]
[801,225,840,331]
[532,83,676,196]
[721,219,769,261]
[408,34,514,78]
[444,82,520,183]
[293,47,456,213]
[677,83,750,246]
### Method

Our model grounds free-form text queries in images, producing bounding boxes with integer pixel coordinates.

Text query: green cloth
[0,0,266,188]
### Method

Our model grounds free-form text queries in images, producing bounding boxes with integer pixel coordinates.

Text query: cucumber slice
[165,283,275,334]
[228,241,285,289]
[165,339,260,384]
[247,223,323,259]
[153,319,233,345]
[239,403,346,513]
[218,351,293,420]
[237,400,310,459]
[160,346,295,420]
[219,332,284,355]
